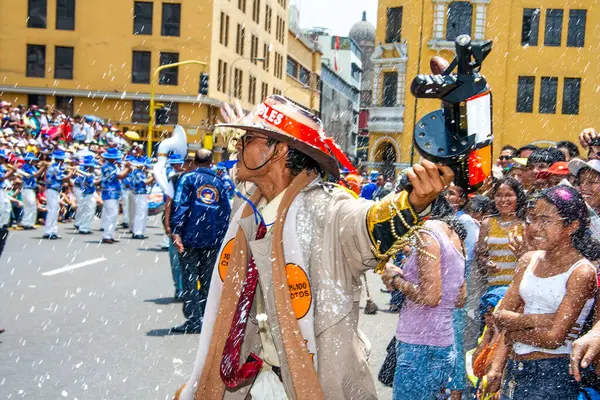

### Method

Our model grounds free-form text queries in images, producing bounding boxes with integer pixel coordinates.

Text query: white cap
[568,158,600,176]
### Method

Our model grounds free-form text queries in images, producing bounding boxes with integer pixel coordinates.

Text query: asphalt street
[0,216,396,399]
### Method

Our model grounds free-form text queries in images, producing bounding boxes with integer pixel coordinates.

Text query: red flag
[334,36,340,71]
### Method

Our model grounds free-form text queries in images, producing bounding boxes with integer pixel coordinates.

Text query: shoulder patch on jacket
[197,185,219,204]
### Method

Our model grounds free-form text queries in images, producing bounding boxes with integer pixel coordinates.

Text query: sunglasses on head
[499,155,513,161]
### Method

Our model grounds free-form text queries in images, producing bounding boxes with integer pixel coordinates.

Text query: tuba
[153,125,187,198]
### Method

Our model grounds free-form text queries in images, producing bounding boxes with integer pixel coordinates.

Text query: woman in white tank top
[481,186,599,399]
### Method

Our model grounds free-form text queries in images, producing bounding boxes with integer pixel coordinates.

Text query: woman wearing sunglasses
[482,186,599,399]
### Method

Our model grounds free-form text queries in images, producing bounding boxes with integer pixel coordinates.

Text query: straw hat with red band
[216,95,354,179]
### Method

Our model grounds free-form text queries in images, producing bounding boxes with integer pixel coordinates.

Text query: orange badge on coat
[286,263,312,319]
[218,239,235,281]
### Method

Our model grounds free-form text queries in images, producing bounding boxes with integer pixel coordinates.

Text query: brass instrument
[4,163,32,178]
[67,166,93,178]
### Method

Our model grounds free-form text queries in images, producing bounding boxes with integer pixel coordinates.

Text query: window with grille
[56,0,75,30]
[54,46,74,80]
[161,3,181,37]
[27,0,47,29]
[287,57,298,78]
[26,44,46,78]
[539,77,558,114]
[159,52,179,85]
[567,10,586,48]
[562,78,581,115]
[385,7,402,43]
[544,9,563,47]
[446,2,472,41]
[516,76,535,113]
[521,8,540,46]
[132,51,151,84]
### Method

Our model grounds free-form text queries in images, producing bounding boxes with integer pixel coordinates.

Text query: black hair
[266,137,322,177]
[491,177,527,219]
[466,195,494,215]
[556,141,580,159]
[501,145,517,155]
[528,148,565,166]
[430,196,467,243]
[537,186,600,261]
[516,144,539,157]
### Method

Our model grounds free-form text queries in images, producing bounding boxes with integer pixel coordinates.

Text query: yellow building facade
[0,0,320,158]
[368,0,600,176]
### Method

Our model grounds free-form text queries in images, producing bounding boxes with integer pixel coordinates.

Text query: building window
[539,77,558,114]
[516,76,535,113]
[248,75,257,104]
[56,0,75,30]
[250,35,259,62]
[159,52,179,85]
[265,5,272,33]
[132,51,151,84]
[286,57,298,78]
[261,82,269,100]
[567,10,586,48]
[544,9,563,47]
[27,0,47,29]
[55,96,74,116]
[252,0,260,24]
[382,72,397,107]
[28,94,47,107]
[299,66,310,85]
[263,43,270,72]
[54,46,74,80]
[276,16,285,43]
[161,102,179,124]
[274,53,283,79]
[236,24,245,56]
[161,3,181,37]
[233,68,243,99]
[219,12,230,46]
[562,77,581,115]
[446,2,472,41]
[132,100,150,123]
[273,88,281,95]
[521,8,540,46]
[26,44,46,78]
[217,59,228,93]
[238,0,246,13]
[351,63,361,82]
[134,2,153,35]
[385,7,402,43]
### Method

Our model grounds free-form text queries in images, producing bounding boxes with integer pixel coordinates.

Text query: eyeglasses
[240,133,271,148]
[499,155,513,161]
[525,214,566,228]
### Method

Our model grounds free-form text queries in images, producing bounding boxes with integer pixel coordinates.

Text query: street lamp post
[228,57,265,102]
[147,60,208,157]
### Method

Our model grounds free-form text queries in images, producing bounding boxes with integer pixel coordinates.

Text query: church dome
[349,11,375,44]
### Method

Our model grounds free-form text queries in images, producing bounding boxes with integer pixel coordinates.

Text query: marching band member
[175,96,452,400]
[0,150,15,252]
[77,156,99,235]
[43,149,73,239]
[121,154,135,230]
[72,157,84,230]
[100,147,131,244]
[20,152,46,229]
[130,156,153,239]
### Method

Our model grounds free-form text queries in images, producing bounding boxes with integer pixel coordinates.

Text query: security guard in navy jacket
[170,149,231,334]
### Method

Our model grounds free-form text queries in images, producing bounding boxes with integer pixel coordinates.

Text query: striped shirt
[486,217,523,287]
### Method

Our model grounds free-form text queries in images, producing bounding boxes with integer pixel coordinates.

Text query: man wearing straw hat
[175,95,453,400]
[43,149,74,239]
[20,152,47,229]
[100,147,131,244]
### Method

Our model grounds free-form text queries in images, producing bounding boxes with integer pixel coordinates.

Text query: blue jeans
[168,238,183,295]
[501,358,579,399]
[448,307,466,391]
[393,342,454,400]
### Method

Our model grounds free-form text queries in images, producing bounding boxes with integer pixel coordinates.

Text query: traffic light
[156,107,170,125]
[199,73,209,95]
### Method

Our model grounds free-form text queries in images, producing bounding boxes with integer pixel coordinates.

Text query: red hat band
[255,102,330,155]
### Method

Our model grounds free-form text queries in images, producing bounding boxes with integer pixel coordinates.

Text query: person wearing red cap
[174,96,454,400]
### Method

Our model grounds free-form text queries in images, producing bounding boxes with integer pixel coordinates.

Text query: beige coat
[180,178,392,400]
